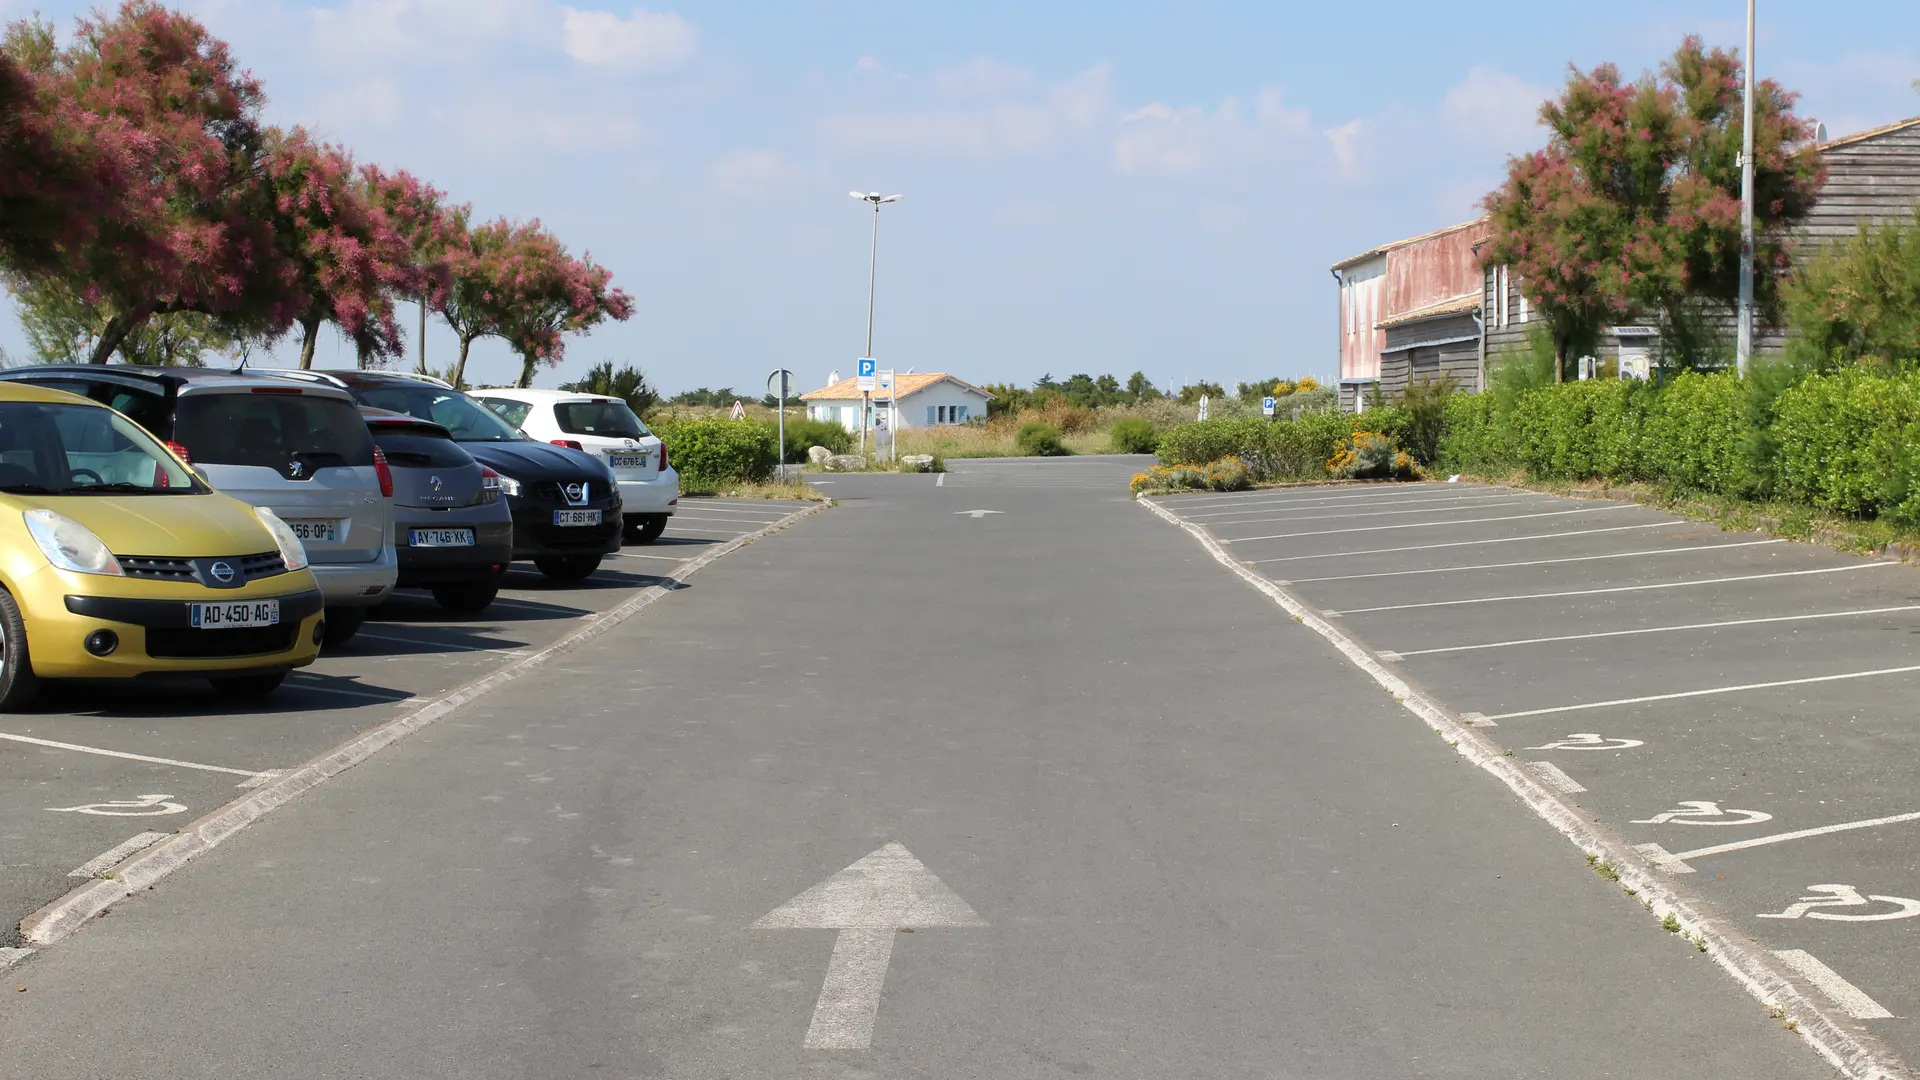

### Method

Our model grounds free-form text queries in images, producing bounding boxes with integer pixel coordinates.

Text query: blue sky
[2,1,1916,396]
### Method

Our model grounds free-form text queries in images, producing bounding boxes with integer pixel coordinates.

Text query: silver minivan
[0,367,398,645]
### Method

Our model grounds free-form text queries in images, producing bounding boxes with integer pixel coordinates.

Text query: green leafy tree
[1177,381,1224,405]
[8,276,242,365]
[1481,36,1823,379]
[561,360,658,416]
[1783,207,1920,373]
[1125,371,1160,401]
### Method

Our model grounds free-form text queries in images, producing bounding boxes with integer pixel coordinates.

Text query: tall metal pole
[1736,0,1757,376]
[861,202,879,457]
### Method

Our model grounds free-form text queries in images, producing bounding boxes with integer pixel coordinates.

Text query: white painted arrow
[953,509,1003,518]
[754,843,985,1049]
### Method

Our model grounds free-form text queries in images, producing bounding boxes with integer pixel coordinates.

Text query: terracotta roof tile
[799,372,994,402]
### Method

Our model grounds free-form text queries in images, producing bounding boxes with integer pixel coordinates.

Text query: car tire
[624,515,668,545]
[432,581,499,614]
[209,672,287,699]
[323,607,366,647]
[534,555,602,582]
[0,587,41,711]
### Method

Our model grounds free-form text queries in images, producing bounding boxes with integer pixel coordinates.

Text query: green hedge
[651,417,778,491]
[1156,411,1415,482]
[1772,370,1920,522]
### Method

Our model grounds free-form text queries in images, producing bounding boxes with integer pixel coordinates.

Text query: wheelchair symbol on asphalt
[46,793,188,817]
[1525,733,1645,751]
[1631,800,1773,826]
[1757,884,1920,922]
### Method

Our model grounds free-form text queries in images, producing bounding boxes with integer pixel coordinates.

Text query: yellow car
[0,383,325,709]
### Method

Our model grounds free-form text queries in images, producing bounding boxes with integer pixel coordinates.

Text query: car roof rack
[254,368,351,389]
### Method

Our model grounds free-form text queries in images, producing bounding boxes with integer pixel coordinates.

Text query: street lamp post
[851,191,902,456]
[1736,0,1757,376]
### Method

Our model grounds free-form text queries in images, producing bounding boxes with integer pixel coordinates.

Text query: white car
[471,388,678,544]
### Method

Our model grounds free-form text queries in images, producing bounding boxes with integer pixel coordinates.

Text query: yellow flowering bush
[1130,455,1252,495]
[1327,431,1418,480]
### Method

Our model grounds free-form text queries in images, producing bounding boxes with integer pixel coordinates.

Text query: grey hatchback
[362,409,512,613]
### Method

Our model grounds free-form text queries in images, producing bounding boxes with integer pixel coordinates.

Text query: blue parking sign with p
[859,358,876,378]
[1262,396,1276,417]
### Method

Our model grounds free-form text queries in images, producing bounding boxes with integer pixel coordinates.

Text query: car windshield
[175,392,376,474]
[555,400,648,439]
[0,401,201,494]
[354,385,526,443]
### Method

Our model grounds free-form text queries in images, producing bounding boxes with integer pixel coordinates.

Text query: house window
[954,405,968,422]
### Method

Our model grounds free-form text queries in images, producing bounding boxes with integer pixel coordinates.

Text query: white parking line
[1391,605,1920,658]
[1485,664,1920,721]
[671,505,794,516]
[68,832,169,878]
[609,551,692,562]
[1670,810,1920,865]
[1221,505,1626,544]
[1250,521,1687,565]
[1169,484,1454,510]
[1771,951,1894,1021]
[1183,492,1528,519]
[1328,563,1890,615]
[1283,539,1786,583]
[0,731,268,779]
[1200,498,1563,527]
[936,473,945,487]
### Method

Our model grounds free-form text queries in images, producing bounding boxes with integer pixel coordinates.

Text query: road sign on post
[1262,396,1276,418]
[768,369,795,475]
[857,357,876,393]
[1197,394,1210,422]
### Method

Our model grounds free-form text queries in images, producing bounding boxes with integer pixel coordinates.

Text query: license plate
[286,519,339,542]
[189,600,280,629]
[554,509,603,527]
[409,528,475,548]
[608,453,648,470]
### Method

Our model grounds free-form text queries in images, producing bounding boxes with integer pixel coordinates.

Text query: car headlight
[494,472,523,497]
[24,509,124,576]
[255,507,311,572]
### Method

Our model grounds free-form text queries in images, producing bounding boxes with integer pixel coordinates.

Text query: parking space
[0,494,820,951]
[1154,480,1920,1045]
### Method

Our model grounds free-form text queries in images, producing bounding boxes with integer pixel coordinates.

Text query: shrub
[1772,369,1920,520]
[651,417,778,492]
[778,417,851,463]
[1130,456,1253,495]
[1395,376,1457,466]
[1434,392,1510,476]
[1328,431,1417,480]
[1640,371,1747,493]
[1109,417,1159,455]
[1510,379,1648,482]
[1016,421,1066,456]
[1030,397,1097,434]
[1268,410,1354,480]
[1156,418,1266,470]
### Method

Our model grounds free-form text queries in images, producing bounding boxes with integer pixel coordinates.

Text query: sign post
[857,358,877,457]
[1262,395,1276,419]
[768,369,795,474]
[1197,394,1210,422]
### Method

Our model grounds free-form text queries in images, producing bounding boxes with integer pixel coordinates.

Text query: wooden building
[1331,218,1491,411]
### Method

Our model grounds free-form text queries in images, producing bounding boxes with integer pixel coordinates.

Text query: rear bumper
[309,544,399,608]
[617,469,679,515]
[394,519,514,585]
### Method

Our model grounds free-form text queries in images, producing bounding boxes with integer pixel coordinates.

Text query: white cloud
[1441,66,1550,149]
[818,63,1112,159]
[1323,118,1366,174]
[1113,88,1310,176]
[931,57,1039,99]
[561,7,697,71]
[710,148,809,197]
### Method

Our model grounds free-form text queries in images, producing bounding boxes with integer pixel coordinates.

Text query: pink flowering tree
[8,2,301,363]
[1481,36,1823,377]
[264,129,419,369]
[440,218,632,388]
[362,165,469,370]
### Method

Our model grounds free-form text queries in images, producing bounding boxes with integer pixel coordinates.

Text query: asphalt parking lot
[0,496,818,951]
[1152,480,1920,1060]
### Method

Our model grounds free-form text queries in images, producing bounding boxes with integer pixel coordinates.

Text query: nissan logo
[209,561,235,584]
[564,482,588,504]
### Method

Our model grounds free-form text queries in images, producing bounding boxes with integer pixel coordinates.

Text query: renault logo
[209,561,235,584]
[563,482,588,505]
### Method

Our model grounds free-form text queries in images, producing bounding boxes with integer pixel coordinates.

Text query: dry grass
[696,480,830,502]
[895,423,1113,458]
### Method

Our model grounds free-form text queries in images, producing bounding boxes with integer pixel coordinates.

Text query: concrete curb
[1139,495,1910,1080]
[14,500,829,955]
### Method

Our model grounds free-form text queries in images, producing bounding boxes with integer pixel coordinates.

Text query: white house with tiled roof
[799,372,994,434]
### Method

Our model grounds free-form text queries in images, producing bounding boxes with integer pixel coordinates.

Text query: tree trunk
[298,315,323,370]
[88,306,154,364]
[516,355,536,389]
[452,335,473,389]
[1554,329,1568,384]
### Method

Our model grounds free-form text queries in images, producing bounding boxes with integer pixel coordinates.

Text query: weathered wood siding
[1380,312,1481,398]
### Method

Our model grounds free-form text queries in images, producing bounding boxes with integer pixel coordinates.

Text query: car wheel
[534,555,602,582]
[323,607,366,647]
[0,588,41,711]
[624,515,668,545]
[209,672,287,699]
[432,581,500,614]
